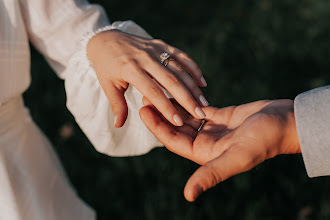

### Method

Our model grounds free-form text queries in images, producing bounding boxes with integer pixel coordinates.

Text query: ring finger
[145,58,206,120]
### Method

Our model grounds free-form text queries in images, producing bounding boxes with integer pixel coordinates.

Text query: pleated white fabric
[0,0,162,219]
[0,97,95,219]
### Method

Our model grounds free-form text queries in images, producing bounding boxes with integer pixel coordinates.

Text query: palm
[161,100,295,165]
[140,99,300,201]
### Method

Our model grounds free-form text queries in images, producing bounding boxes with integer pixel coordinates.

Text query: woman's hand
[87,29,208,127]
[140,98,301,202]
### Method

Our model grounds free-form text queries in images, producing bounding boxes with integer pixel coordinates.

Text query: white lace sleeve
[65,21,162,156]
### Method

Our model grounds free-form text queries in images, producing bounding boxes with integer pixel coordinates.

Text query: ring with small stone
[160,52,171,64]
[197,119,206,132]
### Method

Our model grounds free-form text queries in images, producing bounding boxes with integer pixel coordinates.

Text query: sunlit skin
[140,98,301,202]
[87,29,209,128]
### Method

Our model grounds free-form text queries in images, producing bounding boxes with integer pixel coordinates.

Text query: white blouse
[0,0,162,156]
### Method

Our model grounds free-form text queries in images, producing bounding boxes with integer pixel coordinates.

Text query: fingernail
[195,107,206,119]
[114,115,118,126]
[199,95,209,107]
[200,76,207,87]
[173,114,183,126]
[194,185,203,200]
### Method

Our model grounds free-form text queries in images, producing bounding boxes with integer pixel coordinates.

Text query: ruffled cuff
[81,20,152,66]
[64,21,162,156]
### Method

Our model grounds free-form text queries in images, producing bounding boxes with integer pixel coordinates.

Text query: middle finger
[165,59,209,107]
[144,54,207,120]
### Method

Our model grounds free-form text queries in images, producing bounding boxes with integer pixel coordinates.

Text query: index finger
[127,67,184,126]
[139,106,194,158]
[142,96,203,129]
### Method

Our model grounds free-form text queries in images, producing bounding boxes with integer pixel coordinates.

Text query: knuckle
[149,86,164,98]
[169,129,178,139]
[138,48,148,55]
[119,57,139,69]
[167,130,178,147]
[202,164,223,187]
[193,63,201,72]
[136,48,146,55]
[171,47,182,55]
[180,52,191,60]
[153,114,163,128]
[122,64,142,82]
[184,77,199,89]
[172,62,185,73]
[153,39,166,45]
[111,101,123,111]
[145,42,155,49]
[142,96,148,105]
[129,62,141,73]
[118,57,131,67]
[166,74,180,86]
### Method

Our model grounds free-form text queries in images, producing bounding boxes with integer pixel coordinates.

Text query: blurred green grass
[24,0,330,219]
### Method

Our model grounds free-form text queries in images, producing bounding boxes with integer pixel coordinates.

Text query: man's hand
[140,99,301,202]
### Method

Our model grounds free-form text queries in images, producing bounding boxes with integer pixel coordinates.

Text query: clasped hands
[88,30,301,202]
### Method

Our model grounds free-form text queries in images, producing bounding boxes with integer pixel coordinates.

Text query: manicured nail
[200,76,207,87]
[199,95,209,107]
[194,185,203,201]
[173,114,183,126]
[114,115,118,126]
[195,107,206,119]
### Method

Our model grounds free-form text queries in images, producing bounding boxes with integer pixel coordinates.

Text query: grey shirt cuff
[294,85,330,177]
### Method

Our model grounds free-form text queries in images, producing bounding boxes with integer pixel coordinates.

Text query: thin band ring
[163,58,174,67]
[197,119,206,132]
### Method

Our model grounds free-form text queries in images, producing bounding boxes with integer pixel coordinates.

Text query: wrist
[86,29,124,69]
[280,100,301,155]
[84,25,121,65]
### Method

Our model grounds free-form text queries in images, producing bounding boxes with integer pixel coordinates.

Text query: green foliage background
[24,0,330,219]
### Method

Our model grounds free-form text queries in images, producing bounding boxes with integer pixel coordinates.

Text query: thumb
[184,146,260,202]
[105,83,128,128]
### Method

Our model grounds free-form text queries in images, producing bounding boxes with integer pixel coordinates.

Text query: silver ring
[163,58,174,67]
[197,119,206,132]
[160,52,171,64]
